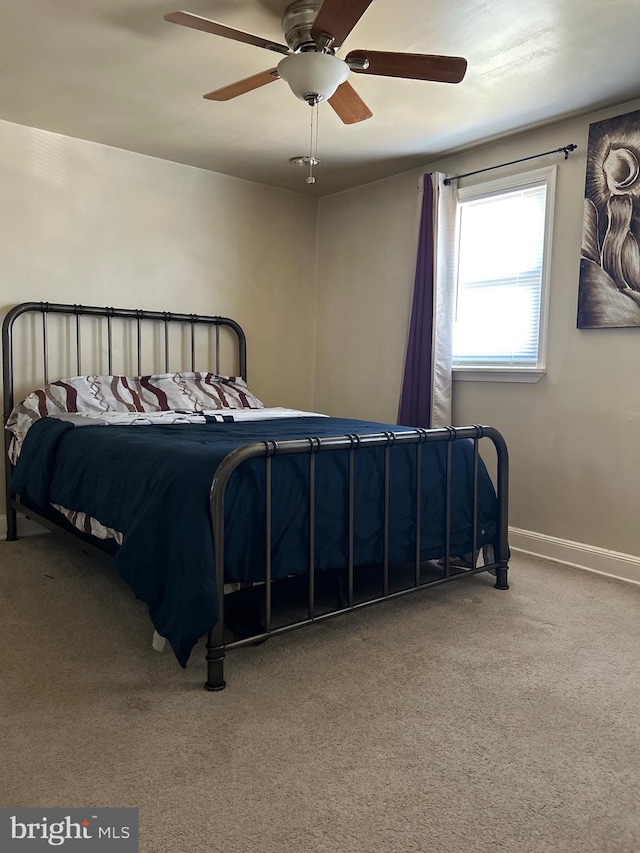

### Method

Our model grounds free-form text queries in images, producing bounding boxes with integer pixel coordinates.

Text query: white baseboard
[0,512,50,539]
[509,526,640,585]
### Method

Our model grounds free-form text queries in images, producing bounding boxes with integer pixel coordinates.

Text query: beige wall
[315,97,640,558]
[4,98,640,559]
[0,118,318,516]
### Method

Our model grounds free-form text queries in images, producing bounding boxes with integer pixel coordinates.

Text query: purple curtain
[398,174,434,427]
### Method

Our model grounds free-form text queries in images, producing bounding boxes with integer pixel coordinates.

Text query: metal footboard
[205,425,509,691]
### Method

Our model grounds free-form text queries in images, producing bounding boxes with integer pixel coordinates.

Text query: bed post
[206,459,229,691]
[494,566,509,590]
[205,620,226,691]
[488,427,510,591]
[4,460,18,540]
[5,502,17,541]
[2,304,22,542]
[3,434,17,541]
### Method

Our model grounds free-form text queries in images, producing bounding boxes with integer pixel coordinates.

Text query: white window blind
[453,180,548,368]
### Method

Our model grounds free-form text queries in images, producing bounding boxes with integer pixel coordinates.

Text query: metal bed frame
[3,301,510,691]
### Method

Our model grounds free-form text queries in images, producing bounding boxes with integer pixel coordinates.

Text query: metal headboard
[2,300,247,536]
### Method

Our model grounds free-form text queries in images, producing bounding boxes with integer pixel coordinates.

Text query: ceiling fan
[164,0,468,125]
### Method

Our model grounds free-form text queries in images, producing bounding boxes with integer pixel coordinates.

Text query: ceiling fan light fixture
[277,52,349,103]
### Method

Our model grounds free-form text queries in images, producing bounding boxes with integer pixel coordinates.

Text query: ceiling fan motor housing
[282,0,324,52]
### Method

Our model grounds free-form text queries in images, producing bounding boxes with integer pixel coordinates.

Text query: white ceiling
[2,0,640,196]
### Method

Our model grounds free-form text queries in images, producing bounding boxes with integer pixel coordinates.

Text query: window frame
[451,164,557,383]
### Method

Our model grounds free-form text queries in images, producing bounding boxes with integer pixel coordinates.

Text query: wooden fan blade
[310,0,373,49]
[204,68,280,101]
[164,11,290,55]
[328,81,372,124]
[346,50,467,83]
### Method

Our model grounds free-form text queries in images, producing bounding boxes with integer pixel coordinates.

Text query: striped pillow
[6,372,264,451]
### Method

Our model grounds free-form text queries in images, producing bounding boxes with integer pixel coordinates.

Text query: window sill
[452,368,546,383]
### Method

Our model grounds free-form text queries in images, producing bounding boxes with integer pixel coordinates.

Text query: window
[452,165,556,382]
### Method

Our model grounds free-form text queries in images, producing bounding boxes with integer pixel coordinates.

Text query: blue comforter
[11,417,498,666]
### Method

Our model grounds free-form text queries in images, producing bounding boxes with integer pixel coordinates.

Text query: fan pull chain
[307,100,319,184]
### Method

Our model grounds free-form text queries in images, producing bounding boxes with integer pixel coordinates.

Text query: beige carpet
[0,532,638,853]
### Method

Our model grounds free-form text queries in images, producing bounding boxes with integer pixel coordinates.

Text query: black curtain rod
[443,143,578,185]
